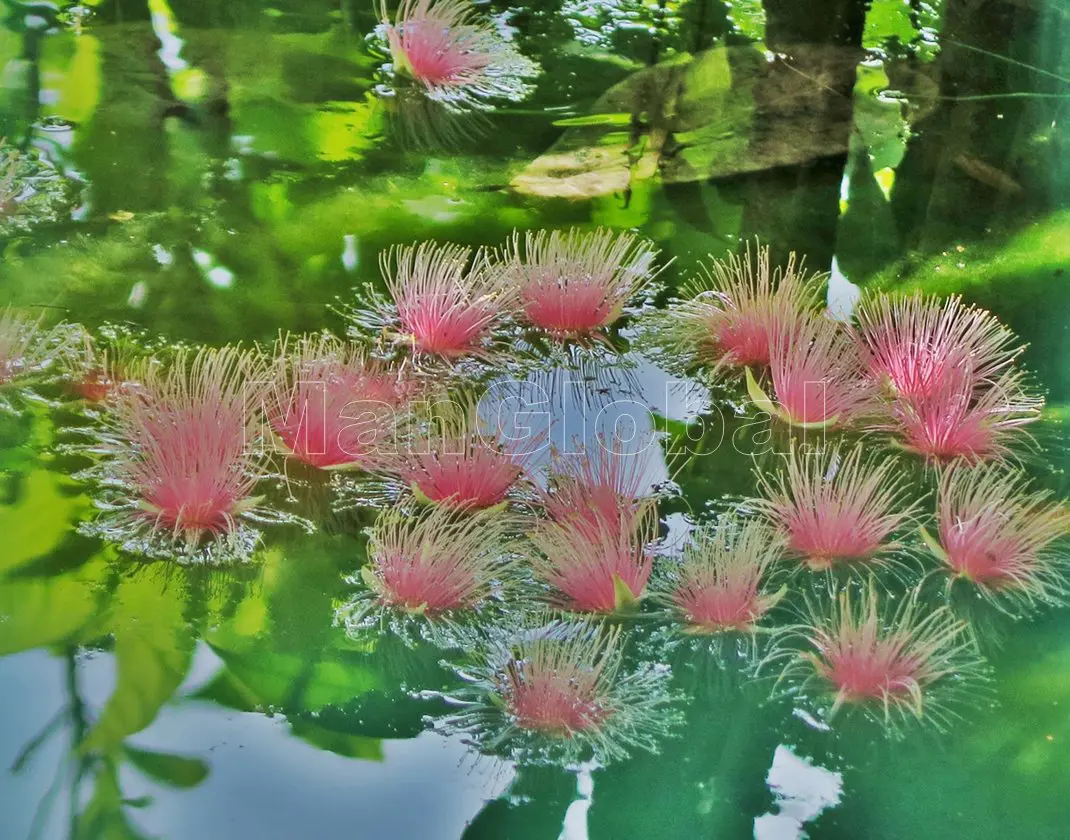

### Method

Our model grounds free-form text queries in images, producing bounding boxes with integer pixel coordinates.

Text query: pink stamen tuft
[764,314,875,428]
[104,347,268,543]
[501,228,660,337]
[380,0,537,111]
[930,464,1070,606]
[399,398,536,509]
[666,516,784,634]
[268,334,406,470]
[883,368,1042,464]
[382,241,509,358]
[529,502,657,613]
[853,292,1021,402]
[364,505,515,613]
[784,586,984,728]
[754,444,919,571]
[675,245,823,369]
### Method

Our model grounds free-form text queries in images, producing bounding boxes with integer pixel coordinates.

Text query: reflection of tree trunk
[890,0,1052,250]
[733,0,870,271]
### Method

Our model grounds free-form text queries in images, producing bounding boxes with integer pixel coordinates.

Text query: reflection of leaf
[0,555,108,655]
[81,571,194,754]
[0,468,90,574]
[73,762,151,840]
[289,717,384,762]
[201,643,382,712]
[123,745,209,789]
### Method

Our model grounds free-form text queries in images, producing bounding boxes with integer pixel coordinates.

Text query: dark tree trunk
[890,0,1056,250]
[733,0,871,271]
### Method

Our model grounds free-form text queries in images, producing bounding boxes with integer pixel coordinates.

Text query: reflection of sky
[753,745,843,840]
[482,353,709,493]
[0,646,515,840]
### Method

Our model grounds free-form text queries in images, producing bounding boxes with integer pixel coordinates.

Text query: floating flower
[351,504,517,617]
[753,444,920,572]
[398,396,538,510]
[747,314,874,429]
[78,346,281,561]
[922,464,1070,609]
[500,227,661,338]
[853,292,1021,402]
[267,333,407,471]
[0,307,77,410]
[883,368,1042,464]
[773,586,986,730]
[660,516,786,634]
[437,614,679,764]
[659,245,823,370]
[528,501,657,613]
[536,438,651,534]
[373,241,510,359]
[379,0,538,113]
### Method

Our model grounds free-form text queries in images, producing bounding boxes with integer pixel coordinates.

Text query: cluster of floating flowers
[3,228,1068,764]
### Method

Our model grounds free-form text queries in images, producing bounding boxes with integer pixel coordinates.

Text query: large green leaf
[0,555,108,655]
[81,571,195,754]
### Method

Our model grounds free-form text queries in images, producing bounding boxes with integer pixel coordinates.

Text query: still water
[1,0,1069,838]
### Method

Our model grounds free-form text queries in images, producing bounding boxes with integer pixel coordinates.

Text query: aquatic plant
[753,444,921,573]
[77,346,284,562]
[536,437,652,534]
[923,464,1070,610]
[747,314,875,429]
[499,227,661,338]
[853,292,1021,402]
[370,241,512,360]
[772,586,986,731]
[437,614,679,764]
[266,333,407,471]
[396,395,538,510]
[0,307,79,411]
[656,245,823,370]
[882,368,1042,464]
[658,515,786,635]
[527,501,657,613]
[345,504,518,621]
[379,0,538,112]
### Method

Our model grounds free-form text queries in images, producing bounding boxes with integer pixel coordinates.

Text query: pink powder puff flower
[501,227,662,338]
[746,313,875,430]
[662,516,786,634]
[399,397,537,510]
[438,614,680,764]
[922,464,1070,609]
[773,586,986,730]
[80,346,279,561]
[380,241,510,359]
[267,334,408,471]
[853,292,1021,402]
[0,307,78,410]
[666,245,824,370]
[528,501,658,613]
[537,439,651,535]
[357,504,517,614]
[754,444,921,572]
[883,368,1042,464]
[380,0,538,113]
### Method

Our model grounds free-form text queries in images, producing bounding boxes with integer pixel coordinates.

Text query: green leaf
[744,368,777,416]
[81,571,195,754]
[612,573,640,612]
[919,526,950,563]
[288,718,383,761]
[0,557,107,656]
[551,112,633,128]
[123,745,209,789]
[0,468,91,574]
